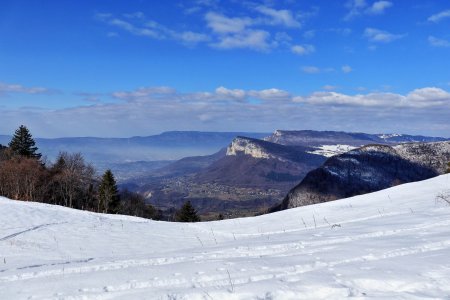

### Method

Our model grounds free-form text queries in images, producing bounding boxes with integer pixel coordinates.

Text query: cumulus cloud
[255,6,301,28]
[428,10,450,23]
[364,28,405,43]
[293,87,450,108]
[210,29,272,51]
[112,86,291,104]
[291,44,315,55]
[1,86,449,138]
[428,36,450,48]
[248,88,291,101]
[204,12,276,51]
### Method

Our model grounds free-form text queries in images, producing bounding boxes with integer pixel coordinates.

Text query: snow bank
[1,175,450,299]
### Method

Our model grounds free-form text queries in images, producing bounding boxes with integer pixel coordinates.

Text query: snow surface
[307,144,357,157]
[1,175,450,299]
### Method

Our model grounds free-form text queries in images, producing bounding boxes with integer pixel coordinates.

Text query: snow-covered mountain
[277,141,450,210]
[1,175,450,299]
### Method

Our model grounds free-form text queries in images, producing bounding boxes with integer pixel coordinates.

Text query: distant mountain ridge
[264,130,448,147]
[0,131,269,166]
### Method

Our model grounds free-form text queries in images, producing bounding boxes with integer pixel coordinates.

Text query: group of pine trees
[0,125,201,222]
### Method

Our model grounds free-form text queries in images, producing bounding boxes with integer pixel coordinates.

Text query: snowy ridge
[377,133,402,139]
[307,144,357,157]
[1,175,450,298]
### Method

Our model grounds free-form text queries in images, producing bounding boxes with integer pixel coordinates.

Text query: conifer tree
[175,201,201,222]
[446,162,450,174]
[98,169,120,213]
[8,125,41,159]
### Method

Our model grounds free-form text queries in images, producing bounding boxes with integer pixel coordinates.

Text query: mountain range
[125,130,449,219]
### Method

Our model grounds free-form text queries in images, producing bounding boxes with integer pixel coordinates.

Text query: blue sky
[0,0,449,137]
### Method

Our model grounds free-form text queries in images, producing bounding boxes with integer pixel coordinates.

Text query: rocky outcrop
[226,137,284,161]
[195,137,327,188]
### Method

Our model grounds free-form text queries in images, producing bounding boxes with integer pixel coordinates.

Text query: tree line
[0,125,201,222]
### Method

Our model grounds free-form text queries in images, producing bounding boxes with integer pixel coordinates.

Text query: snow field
[0,175,450,299]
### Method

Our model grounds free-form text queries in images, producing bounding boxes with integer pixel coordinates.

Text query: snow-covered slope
[307,144,357,157]
[1,175,450,299]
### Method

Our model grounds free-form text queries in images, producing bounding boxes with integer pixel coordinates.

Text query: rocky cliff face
[226,137,284,161]
[274,141,450,211]
[195,136,326,188]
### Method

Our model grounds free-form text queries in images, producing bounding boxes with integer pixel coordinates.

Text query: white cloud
[215,87,246,100]
[301,66,321,74]
[177,31,210,43]
[96,13,209,45]
[345,0,393,19]
[364,28,405,43]
[342,65,353,73]
[205,12,253,34]
[366,1,393,15]
[96,6,306,53]
[428,10,450,23]
[293,87,450,108]
[0,82,55,97]
[211,29,272,51]
[248,88,291,101]
[255,6,301,28]
[112,86,290,104]
[2,86,449,138]
[204,12,275,51]
[344,0,367,20]
[428,36,450,48]
[301,66,335,74]
[112,87,176,102]
[291,44,315,55]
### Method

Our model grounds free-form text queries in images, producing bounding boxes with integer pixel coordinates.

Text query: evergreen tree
[175,201,201,222]
[446,162,450,174]
[8,125,41,159]
[98,169,120,213]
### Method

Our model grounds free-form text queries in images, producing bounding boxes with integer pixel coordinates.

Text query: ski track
[3,217,449,283]
[0,222,66,242]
